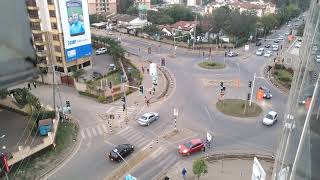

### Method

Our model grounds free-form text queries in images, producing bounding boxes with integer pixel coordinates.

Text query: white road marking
[97,126,103,135]
[158,154,176,168]
[81,130,86,139]
[116,126,130,135]
[86,128,92,138]
[91,127,98,137]
[106,106,114,113]
[134,137,148,148]
[150,147,166,159]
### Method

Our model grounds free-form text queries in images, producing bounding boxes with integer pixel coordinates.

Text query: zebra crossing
[80,124,108,139]
[133,147,180,179]
[107,105,137,115]
[116,126,152,149]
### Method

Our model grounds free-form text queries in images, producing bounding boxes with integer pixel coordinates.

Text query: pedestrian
[147,68,149,74]
[142,66,145,73]
[224,51,227,57]
[182,167,187,179]
[146,99,150,107]
[152,87,156,95]
[33,82,37,88]
[27,83,31,90]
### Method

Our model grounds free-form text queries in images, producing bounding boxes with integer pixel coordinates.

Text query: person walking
[142,66,145,73]
[33,82,37,88]
[182,167,187,180]
[27,83,31,90]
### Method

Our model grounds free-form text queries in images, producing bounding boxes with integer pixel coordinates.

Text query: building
[204,1,276,17]
[25,0,93,83]
[160,21,196,36]
[273,0,320,179]
[87,0,117,15]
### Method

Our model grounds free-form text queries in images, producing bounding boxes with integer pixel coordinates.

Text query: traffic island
[198,61,225,69]
[8,120,79,180]
[216,99,262,118]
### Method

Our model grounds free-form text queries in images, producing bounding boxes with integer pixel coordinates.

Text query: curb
[36,117,81,180]
[263,67,290,95]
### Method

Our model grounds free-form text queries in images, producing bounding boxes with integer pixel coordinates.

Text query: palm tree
[71,69,86,82]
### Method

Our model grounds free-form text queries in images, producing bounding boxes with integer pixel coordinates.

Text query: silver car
[137,112,159,126]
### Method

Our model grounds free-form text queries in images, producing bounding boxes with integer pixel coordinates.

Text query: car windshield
[266,114,274,119]
[111,148,120,157]
[140,116,148,120]
[184,142,193,148]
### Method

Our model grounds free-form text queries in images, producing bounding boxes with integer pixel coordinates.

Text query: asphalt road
[37,19,305,180]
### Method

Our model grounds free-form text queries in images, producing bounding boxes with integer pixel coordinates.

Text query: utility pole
[193,14,197,51]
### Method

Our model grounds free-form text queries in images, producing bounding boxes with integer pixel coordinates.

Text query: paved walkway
[164,155,274,180]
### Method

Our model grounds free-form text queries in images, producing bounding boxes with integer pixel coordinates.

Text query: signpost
[251,157,266,180]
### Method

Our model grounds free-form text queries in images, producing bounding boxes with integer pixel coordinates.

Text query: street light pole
[249,73,256,106]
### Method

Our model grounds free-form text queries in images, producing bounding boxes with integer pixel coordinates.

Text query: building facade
[87,0,117,15]
[274,0,320,179]
[26,0,92,78]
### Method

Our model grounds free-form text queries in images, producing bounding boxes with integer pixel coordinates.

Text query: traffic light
[109,81,112,89]
[249,81,252,88]
[247,93,251,100]
[66,101,70,108]
[139,85,144,95]
[220,82,223,88]
[121,96,126,103]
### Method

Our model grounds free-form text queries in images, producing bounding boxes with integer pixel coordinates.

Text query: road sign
[173,108,178,117]
[251,157,266,180]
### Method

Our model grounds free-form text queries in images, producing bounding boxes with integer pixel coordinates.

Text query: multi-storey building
[274,0,320,179]
[87,0,117,15]
[26,0,92,81]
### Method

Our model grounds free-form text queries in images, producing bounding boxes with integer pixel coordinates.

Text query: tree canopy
[193,159,208,180]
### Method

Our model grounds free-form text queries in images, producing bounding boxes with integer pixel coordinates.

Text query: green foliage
[297,23,305,36]
[142,24,162,36]
[89,14,107,24]
[193,159,208,180]
[71,69,86,82]
[12,88,30,107]
[97,96,107,103]
[118,0,134,14]
[126,6,138,15]
[30,110,55,122]
[92,35,125,61]
[259,14,280,35]
[147,5,194,25]
[151,0,163,4]
[0,89,8,99]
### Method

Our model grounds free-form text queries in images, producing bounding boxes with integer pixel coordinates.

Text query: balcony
[26,1,39,10]
[32,28,43,34]
[48,4,55,10]
[36,50,47,57]
[34,39,45,46]
[29,16,41,22]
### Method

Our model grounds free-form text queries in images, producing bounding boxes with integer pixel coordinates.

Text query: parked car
[274,40,280,43]
[264,51,272,57]
[256,48,264,56]
[284,32,290,35]
[295,42,302,48]
[227,52,238,57]
[316,55,320,62]
[259,86,272,99]
[262,111,278,126]
[265,44,271,48]
[178,139,205,156]
[108,64,116,71]
[95,47,107,55]
[256,41,262,46]
[109,144,134,162]
[277,36,284,41]
[137,112,159,126]
[272,45,279,51]
[92,71,102,79]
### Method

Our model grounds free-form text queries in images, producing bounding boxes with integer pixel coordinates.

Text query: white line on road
[116,126,130,135]
[150,147,166,159]
[91,127,98,137]
[203,105,215,122]
[86,128,92,138]
[80,130,86,139]
[97,126,103,135]
[106,106,114,113]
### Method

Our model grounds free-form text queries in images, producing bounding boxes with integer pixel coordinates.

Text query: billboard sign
[59,0,92,62]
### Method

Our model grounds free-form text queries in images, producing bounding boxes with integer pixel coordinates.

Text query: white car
[263,111,278,126]
[95,47,107,55]
[284,32,289,35]
[272,45,279,51]
[137,112,159,126]
[264,51,272,57]
[316,55,320,62]
[295,42,302,48]
[256,48,264,56]
[277,36,284,41]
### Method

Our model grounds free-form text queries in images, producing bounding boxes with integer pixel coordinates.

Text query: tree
[71,69,85,82]
[193,159,208,180]
[142,24,161,36]
[296,23,305,36]
[209,6,231,33]
[147,10,174,25]
[164,5,195,22]
[126,6,138,15]
[89,14,106,24]
[118,0,134,14]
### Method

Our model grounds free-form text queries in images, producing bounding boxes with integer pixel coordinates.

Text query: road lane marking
[150,147,166,159]
[158,154,176,168]
[97,126,103,135]
[91,127,98,137]
[86,128,92,138]
[116,126,130,135]
[134,137,149,148]
[203,105,215,122]
[80,130,86,139]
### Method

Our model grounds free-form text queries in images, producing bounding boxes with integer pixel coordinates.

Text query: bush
[30,110,56,121]
[279,76,292,82]
[97,96,107,103]
[274,64,286,70]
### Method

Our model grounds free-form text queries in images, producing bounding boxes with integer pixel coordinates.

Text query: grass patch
[92,70,122,87]
[273,69,293,89]
[198,61,225,69]
[8,121,78,180]
[216,99,262,118]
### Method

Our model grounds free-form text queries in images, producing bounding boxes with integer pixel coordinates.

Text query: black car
[274,40,280,43]
[260,86,272,99]
[256,41,262,46]
[109,144,134,162]
[92,71,102,79]
[265,44,271,48]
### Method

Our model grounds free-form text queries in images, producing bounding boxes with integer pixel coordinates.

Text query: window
[49,10,56,17]
[36,45,44,51]
[83,61,91,67]
[56,66,65,73]
[54,45,61,52]
[30,22,41,30]
[47,0,54,4]
[52,34,59,41]
[51,23,57,29]
[28,10,39,18]
[56,56,63,63]
[33,34,43,42]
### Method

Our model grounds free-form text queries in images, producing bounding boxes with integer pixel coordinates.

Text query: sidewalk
[164,153,274,180]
